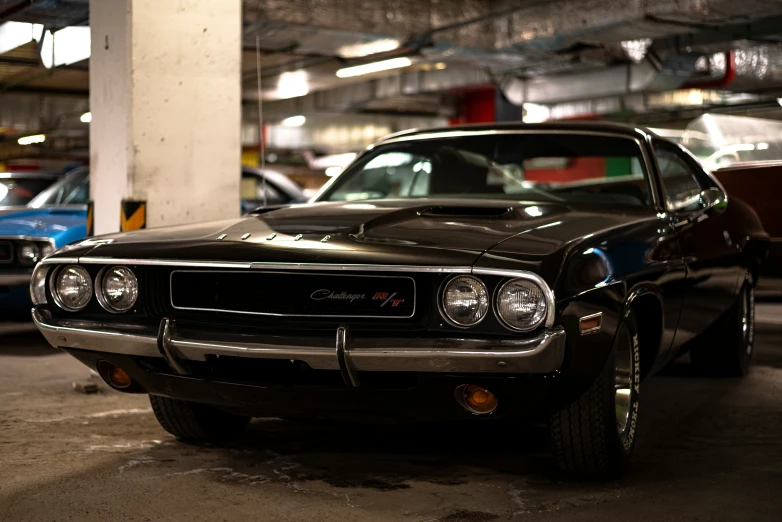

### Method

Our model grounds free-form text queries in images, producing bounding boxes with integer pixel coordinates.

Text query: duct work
[243,0,782,71]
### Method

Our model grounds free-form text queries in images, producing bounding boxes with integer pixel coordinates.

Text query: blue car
[0,167,306,322]
[0,168,89,320]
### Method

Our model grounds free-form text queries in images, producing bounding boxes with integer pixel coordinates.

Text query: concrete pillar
[89,0,241,235]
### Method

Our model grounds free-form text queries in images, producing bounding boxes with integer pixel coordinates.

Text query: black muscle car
[30,122,768,479]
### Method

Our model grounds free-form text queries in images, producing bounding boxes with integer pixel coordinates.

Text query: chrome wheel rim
[742,284,755,355]
[614,329,633,437]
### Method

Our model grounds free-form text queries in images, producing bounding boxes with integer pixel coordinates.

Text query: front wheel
[150,395,251,441]
[548,311,641,480]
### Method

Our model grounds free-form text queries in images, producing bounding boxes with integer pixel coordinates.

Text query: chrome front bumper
[32,308,566,382]
[0,270,33,286]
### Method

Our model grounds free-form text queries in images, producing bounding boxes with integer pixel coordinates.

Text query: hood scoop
[418,206,513,218]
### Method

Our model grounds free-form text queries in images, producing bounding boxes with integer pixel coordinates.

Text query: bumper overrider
[32,308,566,384]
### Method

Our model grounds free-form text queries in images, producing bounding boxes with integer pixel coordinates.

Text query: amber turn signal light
[97,361,132,389]
[455,384,498,415]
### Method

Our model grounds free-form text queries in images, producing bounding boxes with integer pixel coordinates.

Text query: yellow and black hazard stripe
[120,200,146,231]
[86,201,94,237]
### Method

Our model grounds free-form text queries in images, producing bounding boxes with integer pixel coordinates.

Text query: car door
[654,140,740,348]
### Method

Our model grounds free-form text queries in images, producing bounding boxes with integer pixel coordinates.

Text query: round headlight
[97,266,138,313]
[40,243,55,259]
[441,276,489,327]
[18,243,40,266]
[496,278,549,331]
[54,265,93,311]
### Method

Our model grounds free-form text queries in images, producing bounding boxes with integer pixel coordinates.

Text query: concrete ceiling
[3,0,782,130]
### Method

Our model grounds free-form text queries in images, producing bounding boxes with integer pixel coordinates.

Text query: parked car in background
[680,114,782,286]
[1,167,306,322]
[31,122,768,479]
[0,171,63,217]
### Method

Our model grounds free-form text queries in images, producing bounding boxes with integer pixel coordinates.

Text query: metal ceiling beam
[0,0,34,24]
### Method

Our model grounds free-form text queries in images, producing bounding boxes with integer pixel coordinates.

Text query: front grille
[170,270,416,319]
[0,242,12,264]
[143,266,431,332]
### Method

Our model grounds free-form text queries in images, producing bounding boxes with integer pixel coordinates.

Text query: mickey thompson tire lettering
[548,312,640,480]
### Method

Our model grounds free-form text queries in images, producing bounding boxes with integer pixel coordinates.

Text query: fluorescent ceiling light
[80,112,92,123]
[281,115,306,127]
[758,142,769,150]
[18,134,46,146]
[0,21,43,55]
[41,26,91,69]
[336,57,412,78]
[325,166,342,177]
[337,38,401,59]
[276,70,309,99]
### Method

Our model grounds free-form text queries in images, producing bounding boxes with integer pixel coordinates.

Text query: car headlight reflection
[441,275,489,327]
[496,278,548,331]
[97,266,138,313]
[53,265,93,311]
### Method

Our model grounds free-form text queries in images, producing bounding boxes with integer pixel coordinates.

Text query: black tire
[549,311,641,480]
[149,395,250,441]
[690,275,755,377]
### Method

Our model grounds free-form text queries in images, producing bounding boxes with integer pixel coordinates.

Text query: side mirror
[700,187,727,214]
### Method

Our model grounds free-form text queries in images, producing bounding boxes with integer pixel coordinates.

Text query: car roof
[241,166,307,200]
[376,121,658,143]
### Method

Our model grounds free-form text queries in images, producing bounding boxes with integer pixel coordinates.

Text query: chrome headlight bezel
[439,275,490,328]
[95,265,139,314]
[30,264,51,305]
[52,265,93,312]
[493,275,554,332]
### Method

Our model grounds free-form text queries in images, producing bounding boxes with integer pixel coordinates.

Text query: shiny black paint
[45,123,770,419]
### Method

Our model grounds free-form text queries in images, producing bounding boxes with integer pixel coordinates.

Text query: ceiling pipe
[680,51,736,90]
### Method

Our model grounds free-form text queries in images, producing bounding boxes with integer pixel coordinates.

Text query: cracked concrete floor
[2,316,782,521]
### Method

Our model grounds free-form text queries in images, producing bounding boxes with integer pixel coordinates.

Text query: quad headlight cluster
[440,274,552,331]
[12,241,55,266]
[45,265,138,313]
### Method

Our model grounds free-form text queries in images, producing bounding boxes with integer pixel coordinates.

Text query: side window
[654,143,708,212]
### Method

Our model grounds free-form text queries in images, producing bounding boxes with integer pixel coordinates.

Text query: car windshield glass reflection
[322,133,651,207]
[0,178,55,206]
[28,170,89,208]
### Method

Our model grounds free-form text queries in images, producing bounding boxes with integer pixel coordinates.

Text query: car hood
[60,199,656,274]
[0,208,86,238]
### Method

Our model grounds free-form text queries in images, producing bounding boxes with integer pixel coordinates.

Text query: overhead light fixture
[0,21,44,55]
[276,70,309,99]
[777,98,782,107]
[80,112,92,123]
[758,142,770,150]
[523,103,550,123]
[41,26,91,69]
[325,166,342,177]
[18,134,46,146]
[280,115,306,127]
[337,38,401,59]
[336,57,412,78]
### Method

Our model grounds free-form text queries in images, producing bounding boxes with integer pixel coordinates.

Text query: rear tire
[548,311,641,480]
[149,395,250,441]
[690,274,754,377]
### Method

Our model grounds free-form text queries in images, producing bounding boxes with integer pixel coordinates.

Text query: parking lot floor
[1,308,782,521]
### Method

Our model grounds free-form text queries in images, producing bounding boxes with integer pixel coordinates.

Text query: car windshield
[28,169,89,208]
[319,132,652,207]
[0,176,56,206]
